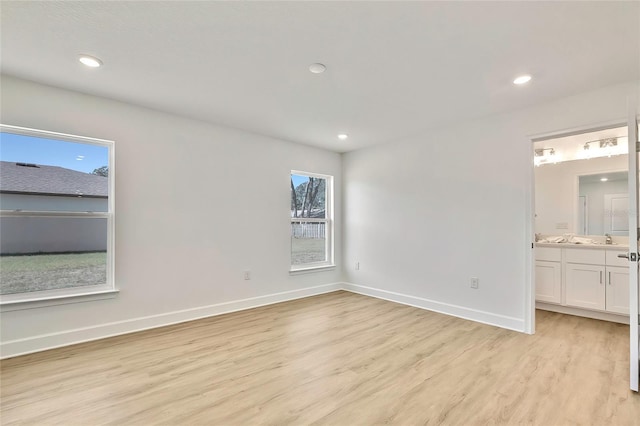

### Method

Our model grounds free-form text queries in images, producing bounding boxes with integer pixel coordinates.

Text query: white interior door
[627,110,639,392]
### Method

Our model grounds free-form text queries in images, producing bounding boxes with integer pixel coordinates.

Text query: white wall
[0,75,342,356]
[2,74,638,356]
[534,156,628,234]
[343,80,639,332]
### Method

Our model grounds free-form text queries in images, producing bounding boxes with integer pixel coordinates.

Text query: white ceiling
[579,171,627,184]
[1,1,638,153]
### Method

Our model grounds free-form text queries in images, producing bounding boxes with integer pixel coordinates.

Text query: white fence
[291,222,326,239]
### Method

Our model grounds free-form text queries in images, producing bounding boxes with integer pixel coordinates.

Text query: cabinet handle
[608,271,611,285]
[600,271,603,284]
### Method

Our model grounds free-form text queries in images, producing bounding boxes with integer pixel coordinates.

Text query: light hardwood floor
[1,291,639,425]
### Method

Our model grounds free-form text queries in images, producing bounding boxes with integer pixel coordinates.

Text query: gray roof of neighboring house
[0,161,108,198]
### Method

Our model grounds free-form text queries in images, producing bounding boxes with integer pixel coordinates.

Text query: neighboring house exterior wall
[0,194,107,212]
[0,216,107,254]
[0,194,108,254]
[0,161,109,254]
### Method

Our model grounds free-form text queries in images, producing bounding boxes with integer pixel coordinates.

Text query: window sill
[289,265,336,275]
[0,289,119,312]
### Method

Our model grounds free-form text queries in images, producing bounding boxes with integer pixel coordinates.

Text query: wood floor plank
[1,291,639,425]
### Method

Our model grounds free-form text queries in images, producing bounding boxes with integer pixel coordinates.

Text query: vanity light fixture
[583,138,617,150]
[583,140,595,159]
[534,147,555,157]
[583,137,618,158]
[601,138,617,157]
[534,147,556,166]
[79,54,103,68]
[513,75,532,85]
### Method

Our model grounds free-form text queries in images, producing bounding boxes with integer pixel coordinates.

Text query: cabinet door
[606,266,630,315]
[535,261,562,304]
[565,263,605,311]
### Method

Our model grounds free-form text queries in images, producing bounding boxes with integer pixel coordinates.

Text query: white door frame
[526,119,628,335]
[626,105,639,392]
[527,113,640,392]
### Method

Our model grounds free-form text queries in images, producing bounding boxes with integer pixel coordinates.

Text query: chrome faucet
[605,234,612,245]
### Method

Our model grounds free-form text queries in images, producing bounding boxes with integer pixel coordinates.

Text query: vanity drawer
[535,247,561,262]
[606,250,629,267]
[565,248,605,265]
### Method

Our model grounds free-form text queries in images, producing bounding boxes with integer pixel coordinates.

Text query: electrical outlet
[355,262,360,270]
[244,270,251,280]
[471,277,479,289]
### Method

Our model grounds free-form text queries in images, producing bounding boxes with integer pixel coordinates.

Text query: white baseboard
[536,302,629,324]
[1,282,529,359]
[0,283,343,359]
[342,283,525,332]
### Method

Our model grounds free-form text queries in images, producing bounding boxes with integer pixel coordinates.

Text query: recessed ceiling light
[600,177,608,182]
[513,75,532,85]
[79,54,102,68]
[337,134,348,140]
[309,63,326,74]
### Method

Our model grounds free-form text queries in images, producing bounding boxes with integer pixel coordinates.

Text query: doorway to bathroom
[530,119,640,392]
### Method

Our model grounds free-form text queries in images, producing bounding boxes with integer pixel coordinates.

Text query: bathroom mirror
[534,151,629,236]
[577,171,628,236]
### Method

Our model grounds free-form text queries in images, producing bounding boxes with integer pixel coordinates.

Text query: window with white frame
[290,171,333,270]
[0,125,115,303]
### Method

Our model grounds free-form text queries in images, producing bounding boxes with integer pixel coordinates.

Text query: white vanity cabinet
[535,247,562,304]
[565,248,606,311]
[604,249,631,314]
[535,245,630,321]
[606,266,630,314]
[565,263,605,310]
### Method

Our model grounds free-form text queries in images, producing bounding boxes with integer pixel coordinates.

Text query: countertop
[535,242,629,250]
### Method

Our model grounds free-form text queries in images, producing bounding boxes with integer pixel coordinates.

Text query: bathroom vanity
[535,243,630,323]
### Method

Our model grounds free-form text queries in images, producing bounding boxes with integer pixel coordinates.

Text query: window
[290,171,333,271]
[0,124,115,304]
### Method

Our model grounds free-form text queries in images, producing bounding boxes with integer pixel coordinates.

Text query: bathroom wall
[535,155,628,235]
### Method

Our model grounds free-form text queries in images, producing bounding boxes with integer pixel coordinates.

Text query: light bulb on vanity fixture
[602,138,617,157]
